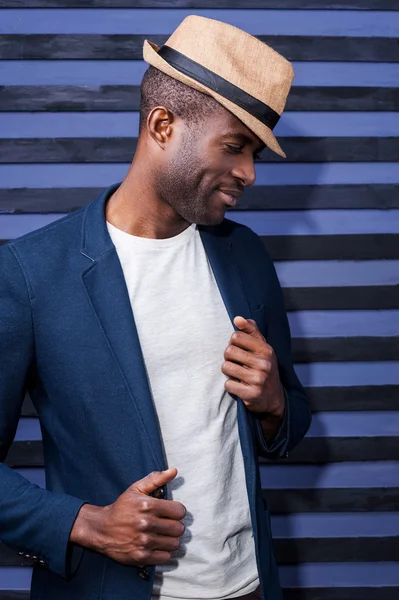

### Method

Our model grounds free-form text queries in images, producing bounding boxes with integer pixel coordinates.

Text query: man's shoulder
[218,216,276,281]
[220,216,268,254]
[6,207,85,253]
[0,206,89,282]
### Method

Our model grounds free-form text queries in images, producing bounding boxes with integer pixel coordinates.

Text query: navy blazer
[0,183,311,600]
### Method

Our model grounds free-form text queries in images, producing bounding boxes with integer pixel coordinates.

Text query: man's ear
[147,106,175,146]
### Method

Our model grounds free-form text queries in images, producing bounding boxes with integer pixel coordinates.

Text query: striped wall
[0,1,398,599]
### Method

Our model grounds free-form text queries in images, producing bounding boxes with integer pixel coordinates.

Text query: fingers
[133,468,178,497]
[147,534,182,553]
[224,340,271,365]
[151,498,186,520]
[146,516,185,538]
[143,550,176,566]
[229,332,268,353]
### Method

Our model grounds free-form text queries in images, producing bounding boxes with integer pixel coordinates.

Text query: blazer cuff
[256,388,290,458]
[48,495,87,579]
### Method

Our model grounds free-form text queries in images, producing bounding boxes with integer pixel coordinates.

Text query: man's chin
[196,212,225,226]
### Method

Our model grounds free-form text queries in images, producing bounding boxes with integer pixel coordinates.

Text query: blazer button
[284,451,289,458]
[138,567,149,580]
[151,486,165,499]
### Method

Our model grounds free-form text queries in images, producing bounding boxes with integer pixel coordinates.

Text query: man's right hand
[69,467,186,567]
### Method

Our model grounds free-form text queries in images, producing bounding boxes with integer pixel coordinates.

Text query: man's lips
[216,188,243,207]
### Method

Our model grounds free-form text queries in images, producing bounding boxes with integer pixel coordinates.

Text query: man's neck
[105,165,190,240]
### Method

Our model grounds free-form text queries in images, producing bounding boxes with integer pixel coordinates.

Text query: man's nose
[230,156,256,187]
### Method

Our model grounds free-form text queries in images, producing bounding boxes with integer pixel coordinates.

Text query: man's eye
[226,145,243,154]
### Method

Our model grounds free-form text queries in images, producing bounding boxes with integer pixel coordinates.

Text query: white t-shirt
[106,219,259,600]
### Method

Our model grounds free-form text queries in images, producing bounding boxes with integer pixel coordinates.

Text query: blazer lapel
[80,184,166,470]
[198,225,252,329]
[198,224,257,471]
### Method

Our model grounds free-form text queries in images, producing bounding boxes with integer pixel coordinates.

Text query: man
[0,15,311,600]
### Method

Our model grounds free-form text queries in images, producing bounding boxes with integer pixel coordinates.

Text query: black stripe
[7,234,399,261]
[21,395,36,417]
[283,286,399,311]
[264,487,399,513]
[0,595,32,600]
[19,385,399,417]
[7,436,399,467]
[157,45,281,131]
[1,137,398,163]
[242,184,399,209]
[20,385,399,417]
[6,441,43,468]
[261,437,399,464]
[0,86,396,112]
[1,537,397,566]
[1,34,397,62]
[262,234,399,261]
[291,337,399,363]
[0,592,398,600]
[288,87,399,112]
[306,385,399,412]
[274,536,399,563]
[1,185,397,212]
[0,0,397,8]
[2,284,394,314]
[284,589,399,600]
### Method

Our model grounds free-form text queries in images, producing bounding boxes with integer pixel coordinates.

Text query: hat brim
[143,40,286,159]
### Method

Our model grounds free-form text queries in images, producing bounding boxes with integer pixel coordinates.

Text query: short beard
[155,128,219,225]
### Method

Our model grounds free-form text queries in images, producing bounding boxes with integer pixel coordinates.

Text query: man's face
[155,108,265,226]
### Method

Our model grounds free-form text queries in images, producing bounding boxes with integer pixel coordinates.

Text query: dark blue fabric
[0,183,311,600]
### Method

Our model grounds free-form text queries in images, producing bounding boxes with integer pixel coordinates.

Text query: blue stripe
[14,461,399,490]
[15,419,41,440]
[0,568,32,590]
[3,210,399,287]
[1,563,399,590]
[275,261,399,287]
[0,163,398,187]
[307,412,399,437]
[294,362,399,386]
[1,112,398,138]
[1,9,398,36]
[279,563,399,587]
[1,61,398,87]
[260,461,399,488]
[231,210,399,234]
[4,210,399,238]
[287,310,399,337]
[271,513,399,538]
[15,411,399,442]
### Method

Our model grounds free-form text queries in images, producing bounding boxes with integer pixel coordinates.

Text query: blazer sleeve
[251,237,312,460]
[0,243,87,579]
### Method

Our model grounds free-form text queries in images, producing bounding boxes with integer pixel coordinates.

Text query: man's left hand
[221,316,285,420]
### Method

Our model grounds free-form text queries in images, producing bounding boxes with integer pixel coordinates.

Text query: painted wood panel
[0,1,397,597]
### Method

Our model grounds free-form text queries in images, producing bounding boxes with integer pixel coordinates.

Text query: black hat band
[157,45,281,131]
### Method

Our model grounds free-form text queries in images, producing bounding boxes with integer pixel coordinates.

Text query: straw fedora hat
[143,15,294,158]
